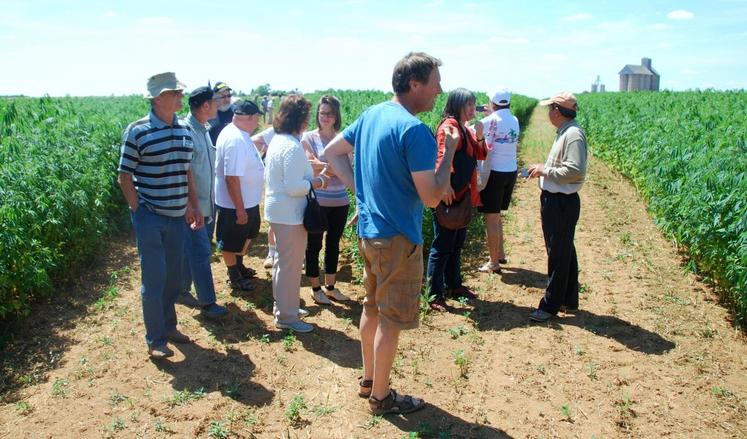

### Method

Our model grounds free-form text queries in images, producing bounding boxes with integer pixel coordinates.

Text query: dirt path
[1,108,746,438]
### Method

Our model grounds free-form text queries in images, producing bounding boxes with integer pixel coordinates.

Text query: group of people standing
[117,51,587,415]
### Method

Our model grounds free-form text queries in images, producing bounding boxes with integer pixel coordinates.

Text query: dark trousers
[305,205,349,278]
[538,191,580,314]
[426,216,467,300]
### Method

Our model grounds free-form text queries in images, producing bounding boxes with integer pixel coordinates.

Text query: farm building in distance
[591,75,606,93]
[619,57,660,91]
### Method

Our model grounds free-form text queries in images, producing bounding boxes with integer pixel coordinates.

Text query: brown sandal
[358,377,373,398]
[368,389,425,415]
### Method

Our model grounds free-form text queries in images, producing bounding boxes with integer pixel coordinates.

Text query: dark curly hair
[273,94,312,134]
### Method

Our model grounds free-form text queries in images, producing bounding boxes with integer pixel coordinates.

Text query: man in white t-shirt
[477,88,520,273]
[214,100,265,291]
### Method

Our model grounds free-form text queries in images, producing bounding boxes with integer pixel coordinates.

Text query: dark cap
[234,99,264,115]
[213,82,232,93]
[188,86,214,108]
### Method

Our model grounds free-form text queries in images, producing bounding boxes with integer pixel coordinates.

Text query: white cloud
[667,10,694,20]
[543,53,568,62]
[563,13,592,21]
[141,16,173,25]
[650,23,671,30]
[103,11,116,19]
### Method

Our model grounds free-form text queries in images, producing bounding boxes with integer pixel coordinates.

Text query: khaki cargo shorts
[359,235,423,330]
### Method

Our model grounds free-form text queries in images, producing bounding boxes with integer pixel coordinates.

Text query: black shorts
[216,205,260,253]
[478,170,517,213]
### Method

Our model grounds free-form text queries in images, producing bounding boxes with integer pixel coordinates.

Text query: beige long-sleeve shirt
[539,119,588,194]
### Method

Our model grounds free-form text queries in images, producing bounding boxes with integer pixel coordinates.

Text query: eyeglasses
[319,111,335,118]
[218,94,232,99]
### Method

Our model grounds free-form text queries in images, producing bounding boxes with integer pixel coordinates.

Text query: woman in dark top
[426,88,487,311]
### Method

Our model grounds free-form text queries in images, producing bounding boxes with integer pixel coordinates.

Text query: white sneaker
[325,287,350,302]
[311,289,332,305]
[298,308,310,318]
[263,254,275,269]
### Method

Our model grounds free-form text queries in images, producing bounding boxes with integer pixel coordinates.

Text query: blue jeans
[181,217,217,305]
[131,206,186,348]
[426,217,467,300]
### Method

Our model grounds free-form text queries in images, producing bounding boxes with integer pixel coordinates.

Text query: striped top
[118,111,194,217]
[301,130,350,207]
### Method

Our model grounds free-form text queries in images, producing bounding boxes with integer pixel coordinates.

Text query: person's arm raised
[323,133,355,191]
[412,124,459,208]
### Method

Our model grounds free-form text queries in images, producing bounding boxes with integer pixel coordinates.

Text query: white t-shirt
[481,109,520,172]
[214,123,265,209]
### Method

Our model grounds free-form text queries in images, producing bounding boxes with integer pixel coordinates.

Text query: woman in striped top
[301,96,352,305]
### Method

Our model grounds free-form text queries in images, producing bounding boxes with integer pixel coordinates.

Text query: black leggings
[305,205,350,278]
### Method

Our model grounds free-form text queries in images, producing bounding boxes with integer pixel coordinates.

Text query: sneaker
[263,254,275,269]
[238,265,256,278]
[478,262,501,274]
[201,303,229,320]
[311,289,332,305]
[528,309,554,322]
[275,320,314,333]
[325,287,351,302]
[176,291,200,308]
[148,345,174,359]
[450,286,477,300]
[166,329,191,344]
[228,276,254,291]
[298,308,310,318]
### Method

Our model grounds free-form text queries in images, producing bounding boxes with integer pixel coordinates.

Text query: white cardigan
[263,133,313,225]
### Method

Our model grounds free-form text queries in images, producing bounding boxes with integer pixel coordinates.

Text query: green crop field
[576,90,747,325]
[0,91,536,320]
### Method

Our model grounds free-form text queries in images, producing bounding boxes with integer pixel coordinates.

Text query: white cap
[490,88,511,105]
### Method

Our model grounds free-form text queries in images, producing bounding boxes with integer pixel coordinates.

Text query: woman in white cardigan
[264,95,328,333]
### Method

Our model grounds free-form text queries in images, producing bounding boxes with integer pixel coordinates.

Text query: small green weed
[15,401,32,415]
[448,325,468,339]
[453,349,470,378]
[51,378,69,398]
[561,404,573,422]
[166,388,205,407]
[284,394,307,425]
[208,420,229,438]
[282,333,297,352]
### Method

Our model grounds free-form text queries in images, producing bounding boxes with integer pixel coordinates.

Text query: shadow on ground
[385,402,514,438]
[153,344,274,407]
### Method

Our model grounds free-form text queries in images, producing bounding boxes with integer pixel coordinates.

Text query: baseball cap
[490,88,511,105]
[188,86,214,107]
[233,99,264,115]
[145,72,186,99]
[539,91,578,111]
[213,82,232,94]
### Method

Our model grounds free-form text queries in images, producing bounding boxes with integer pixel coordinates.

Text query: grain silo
[619,58,660,91]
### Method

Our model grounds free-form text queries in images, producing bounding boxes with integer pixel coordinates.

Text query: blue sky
[1,0,745,98]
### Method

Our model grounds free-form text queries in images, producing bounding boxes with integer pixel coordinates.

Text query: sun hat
[145,72,186,99]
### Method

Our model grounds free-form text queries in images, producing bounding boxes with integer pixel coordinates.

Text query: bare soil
[1,108,745,438]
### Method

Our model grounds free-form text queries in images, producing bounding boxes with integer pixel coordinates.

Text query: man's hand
[442,124,460,152]
[528,164,545,179]
[442,186,455,205]
[186,208,204,230]
[236,209,248,225]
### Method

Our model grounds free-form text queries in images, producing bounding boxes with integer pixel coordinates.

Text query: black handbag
[303,186,327,233]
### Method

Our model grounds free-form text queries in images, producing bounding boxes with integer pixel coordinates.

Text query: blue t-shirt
[342,101,437,244]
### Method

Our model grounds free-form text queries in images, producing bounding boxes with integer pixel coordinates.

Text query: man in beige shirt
[527,91,588,322]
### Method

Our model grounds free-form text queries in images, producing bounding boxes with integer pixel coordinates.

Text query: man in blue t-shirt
[325,52,459,415]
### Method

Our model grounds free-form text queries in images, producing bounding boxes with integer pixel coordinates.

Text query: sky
[1,0,746,98]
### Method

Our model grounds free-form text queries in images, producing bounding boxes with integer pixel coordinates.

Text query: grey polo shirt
[182,113,216,219]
